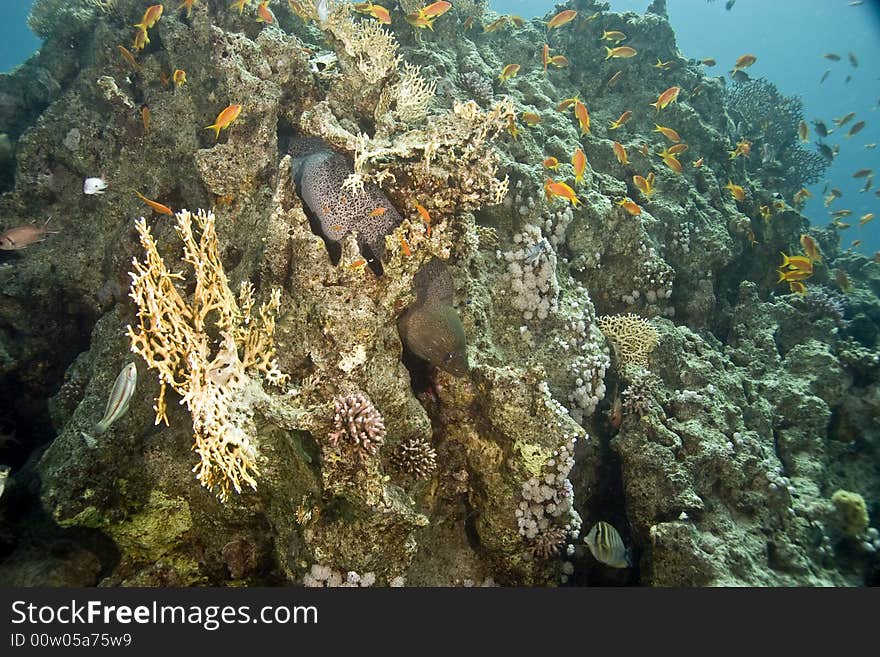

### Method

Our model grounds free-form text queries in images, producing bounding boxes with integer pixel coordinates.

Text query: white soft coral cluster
[500,223,559,321]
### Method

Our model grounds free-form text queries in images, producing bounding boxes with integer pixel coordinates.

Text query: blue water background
[2,0,878,252]
[495,0,880,254]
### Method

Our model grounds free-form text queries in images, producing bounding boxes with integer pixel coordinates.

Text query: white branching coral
[376,62,436,124]
[324,6,401,85]
[597,313,660,367]
[127,209,287,502]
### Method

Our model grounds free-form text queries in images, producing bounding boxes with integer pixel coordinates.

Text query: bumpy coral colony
[0,0,876,587]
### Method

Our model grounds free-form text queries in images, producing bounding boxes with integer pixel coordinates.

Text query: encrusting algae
[0,0,877,588]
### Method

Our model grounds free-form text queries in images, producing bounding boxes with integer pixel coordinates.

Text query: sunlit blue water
[494,0,880,253]
[2,0,879,251]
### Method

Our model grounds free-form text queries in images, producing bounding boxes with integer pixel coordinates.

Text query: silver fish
[81,363,137,447]
[0,465,9,500]
[585,521,631,568]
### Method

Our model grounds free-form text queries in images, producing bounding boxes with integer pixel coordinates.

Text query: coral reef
[0,0,877,588]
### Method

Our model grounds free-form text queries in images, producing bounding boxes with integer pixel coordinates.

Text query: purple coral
[328,393,386,458]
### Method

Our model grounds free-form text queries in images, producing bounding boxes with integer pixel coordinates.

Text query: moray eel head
[398,303,468,377]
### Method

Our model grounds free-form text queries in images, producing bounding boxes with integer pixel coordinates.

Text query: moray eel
[290,139,402,264]
[398,259,469,376]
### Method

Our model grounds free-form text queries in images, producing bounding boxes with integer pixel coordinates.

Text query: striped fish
[81,363,137,447]
[585,521,631,568]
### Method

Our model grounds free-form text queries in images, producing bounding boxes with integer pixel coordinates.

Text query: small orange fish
[206,104,242,138]
[521,112,542,126]
[798,120,809,142]
[601,30,626,42]
[789,281,807,295]
[419,1,451,18]
[542,44,550,73]
[851,239,863,248]
[499,64,521,82]
[633,172,655,197]
[617,197,641,216]
[657,149,682,173]
[612,141,628,165]
[483,16,508,33]
[860,212,875,226]
[609,110,632,130]
[356,2,392,24]
[348,257,368,270]
[543,156,560,170]
[800,234,822,262]
[214,194,235,207]
[463,15,474,30]
[776,268,812,283]
[574,99,590,135]
[650,86,681,112]
[547,9,577,30]
[178,0,198,18]
[759,205,772,221]
[793,188,812,205]
[666,143,688,155]
[415,202,432,237]
[173,69,187,86]
[605,46,637,60]
[135,4,164,30]
[572,147,587,184]
[256,0,275,23]
[780,252,814,274]
[406,11,435,29]
[133,26,149,51]
[653,124,681,143]
[606,70,623,87]
[732,53,757,70]
[725,180,745,202]
[141,105,151,132]
[398,232,412,257]
[747,228,758,247]
[135,191,173,215]
[544,178,582,207]
[728,139,752,159]
[117,45,141,70]
[549,55,569,68]
[701,58,716,66]
[369,207,387,217]
[231,0,250,14]
[653,58,674,70]
[692,157,703,168]
[556,96,579,112]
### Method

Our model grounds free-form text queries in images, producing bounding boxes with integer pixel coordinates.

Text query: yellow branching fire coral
[597,313,660,367]
[127,209,287,502]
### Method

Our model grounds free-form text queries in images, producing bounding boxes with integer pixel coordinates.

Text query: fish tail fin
[649,101,659,111]
[205,123,221,138]
[604,47,613,60]
[780,252,790,268]
[80,431,98,449]
[776,269,787,284]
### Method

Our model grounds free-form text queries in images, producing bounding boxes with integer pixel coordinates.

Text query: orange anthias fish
[483,16,508,33]
[405,12,434,29]
[556,96,579,112]
[612,141,628,165]
[653,124,681,143]
[549,55,569,68]
[133,27,149,51]
[173,69,187,86]
[415,202,432,237]
[348,257,368,270]
[617,197,641,216]
[544,178,582,207]
[650,86,681,112]
[633,172,655,197]
[732,53,757,71]
[609,110,632,130]
[542,44,550,73]
[356,2,392,24]
[543,156,560,170]
[701,58,716,67]
[231,0,251,15]
[788,281,807,295]
[692,157,703,168]
[572,147,587,184]
[656,148,682,173]
[206,104,242,138]
[117,45,141,70]
[574,99,591,134]
[521,112,541,126]
[398,232,412,257]
[800,234,822,262]
[419,1,452,19]
[178,0,198,18]
[605,46,637,60]
[369,207,387,217]
[653,58,674,70]
[835,269,850,293]
[141,106,151,132]
[499,64,521,82]
[135,191,173,215]
[776,268,812,283]
[798,120,809,142]
[606,70,623,87]
[256,1,275,23]
[666,143,688,155]
[728,140,751,159]
[725,180,745,202]
[547,9,578,30]
[860,212,875,226]
[136,4,164,30]
[601,30,626,42]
